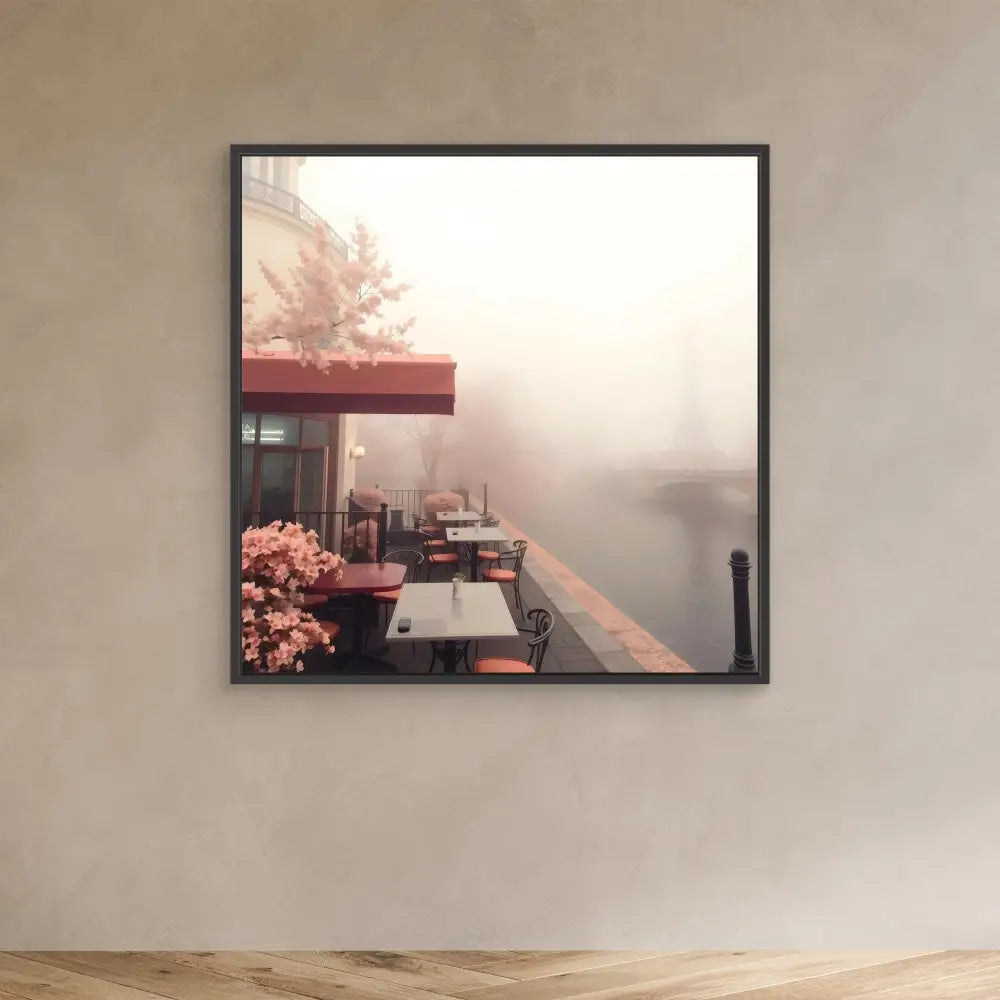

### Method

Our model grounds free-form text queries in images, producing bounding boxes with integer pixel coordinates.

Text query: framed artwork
[232,144,768,683]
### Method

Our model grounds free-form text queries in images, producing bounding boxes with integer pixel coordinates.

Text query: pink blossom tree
[242,220,416,371]
[241,521,345,673]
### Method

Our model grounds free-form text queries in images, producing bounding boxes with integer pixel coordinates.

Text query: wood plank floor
[2,951,1000,999]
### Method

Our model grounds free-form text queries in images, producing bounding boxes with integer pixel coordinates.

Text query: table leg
[352,595,366,655]
[469,542,479,582]
[443,640,457,674]
[331,594,398,674]
[368,600,391,655]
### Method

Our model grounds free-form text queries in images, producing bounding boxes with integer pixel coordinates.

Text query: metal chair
[372,548,424,653]
[413,514,459,578]
[428,640,472,673]
[413,514,445,544]
[482,539,528,618]
[378,547,424,588]
[474,608,554,673]
[474,512,505,574]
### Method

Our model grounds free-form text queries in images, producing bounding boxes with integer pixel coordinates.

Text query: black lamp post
[728,548,756,673]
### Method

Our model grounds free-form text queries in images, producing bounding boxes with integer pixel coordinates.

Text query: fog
[297,154,760,669]
[299,154,759,482]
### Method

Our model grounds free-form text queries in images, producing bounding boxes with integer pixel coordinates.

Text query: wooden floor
[3,951,1000,999]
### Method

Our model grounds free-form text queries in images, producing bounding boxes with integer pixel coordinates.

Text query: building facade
[240,155,361,537]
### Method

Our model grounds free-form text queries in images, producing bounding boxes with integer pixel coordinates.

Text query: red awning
[242,352,456,415]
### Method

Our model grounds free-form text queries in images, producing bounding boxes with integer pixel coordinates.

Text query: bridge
[616,328,758,512]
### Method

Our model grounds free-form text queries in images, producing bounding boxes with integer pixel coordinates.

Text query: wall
[242,197,329,319]
[1,0,999,948]
[242,202,307,314]
[341,414,361,500]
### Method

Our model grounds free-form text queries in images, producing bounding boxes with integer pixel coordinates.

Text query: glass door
[296,448,328,544]
[241,414,330,539]
[257,449,298,524]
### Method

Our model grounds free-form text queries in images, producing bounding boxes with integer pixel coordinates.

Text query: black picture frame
[231,144,769,685]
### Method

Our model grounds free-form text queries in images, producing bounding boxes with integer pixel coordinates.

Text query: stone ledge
[473,499,695,673]
[597,650,644,673]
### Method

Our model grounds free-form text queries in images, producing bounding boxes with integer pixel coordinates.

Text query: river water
[489,466,760,673]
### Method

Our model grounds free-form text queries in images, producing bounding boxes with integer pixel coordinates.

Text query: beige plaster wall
[242,200,317,316]
[2,0,999,948]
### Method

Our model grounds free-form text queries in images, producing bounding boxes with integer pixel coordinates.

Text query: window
[240,415,331,539]
[298,450,325,511]
[258,452,296,521]
[241,412,258,444]
[301,418,329,447]
[259,414,299,446]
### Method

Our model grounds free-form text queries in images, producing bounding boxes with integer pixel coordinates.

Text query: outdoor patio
[244,482,696,676]
[300,551,640,675]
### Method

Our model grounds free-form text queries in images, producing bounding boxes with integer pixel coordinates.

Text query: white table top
[385,582,519,642]
[446,526,509,542]
[436,510,484,522]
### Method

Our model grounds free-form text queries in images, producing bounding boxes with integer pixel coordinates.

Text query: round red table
[308,563,407,670]
[309,562,406,596]
[296,593,328,610]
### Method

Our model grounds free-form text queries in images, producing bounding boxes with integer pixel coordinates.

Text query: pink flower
[242,220,415,371]
[241,521,345,674]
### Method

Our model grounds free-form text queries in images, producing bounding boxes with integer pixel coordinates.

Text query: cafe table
[385,582,518,673]
[436,509,484,523]
[445,525,510,581]
[308,562,406,671]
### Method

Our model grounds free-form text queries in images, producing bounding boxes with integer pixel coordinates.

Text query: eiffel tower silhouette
[673,329,715,458]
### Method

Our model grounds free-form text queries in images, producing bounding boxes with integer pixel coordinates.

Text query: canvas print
[234,145,767,681]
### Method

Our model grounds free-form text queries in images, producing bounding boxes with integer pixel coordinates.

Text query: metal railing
[242,505,388,563]
[349,487,472,531]
[241,175,349,259]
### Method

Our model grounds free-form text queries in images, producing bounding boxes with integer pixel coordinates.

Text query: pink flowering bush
[423,491,464,525]
[351,485,388,512]
[242,220,416,371]
[342,518,379,564]
[241,521,344,673]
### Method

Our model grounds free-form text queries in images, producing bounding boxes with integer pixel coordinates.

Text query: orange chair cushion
[477,550,501,561]
[475,657,535,673]
[484,568,516,582]
[318,620,341,640]
[422,538,447,548]
[373,588,402,602]
[429,552,459,564]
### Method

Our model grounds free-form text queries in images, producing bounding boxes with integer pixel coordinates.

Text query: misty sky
[299,154,758,462]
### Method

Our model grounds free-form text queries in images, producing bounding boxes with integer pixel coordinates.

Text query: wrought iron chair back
[381,548,424,584]
[522,607,554,670]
